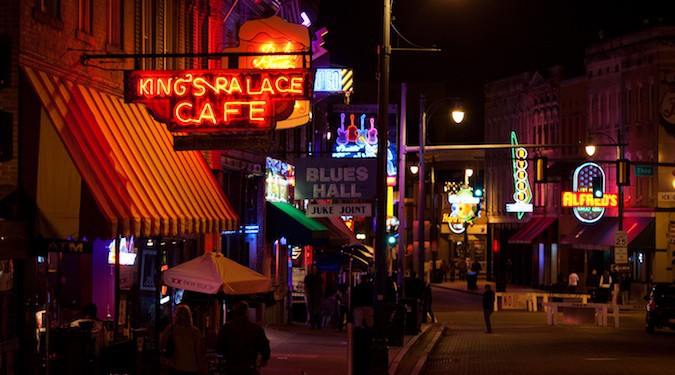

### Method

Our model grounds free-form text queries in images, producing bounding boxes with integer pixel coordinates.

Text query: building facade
[485,24,675,294]
[0,0,322,373]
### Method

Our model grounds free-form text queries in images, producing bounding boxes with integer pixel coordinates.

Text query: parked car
[644,283,675,333]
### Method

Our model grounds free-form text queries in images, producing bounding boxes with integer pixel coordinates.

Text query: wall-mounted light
[410,165,419,175]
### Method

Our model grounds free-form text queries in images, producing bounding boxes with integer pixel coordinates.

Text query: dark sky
[316,0,673,143]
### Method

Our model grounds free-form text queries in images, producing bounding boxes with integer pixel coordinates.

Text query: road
[425,286,675,375]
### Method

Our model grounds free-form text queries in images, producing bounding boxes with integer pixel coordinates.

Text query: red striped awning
[508,216,557,245]
[24,66,238,237]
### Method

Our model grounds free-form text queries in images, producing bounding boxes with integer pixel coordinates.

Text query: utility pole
[371,0,391,372]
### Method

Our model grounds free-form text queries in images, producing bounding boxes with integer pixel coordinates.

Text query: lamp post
[585,129,628,273]
[417,94,465,279]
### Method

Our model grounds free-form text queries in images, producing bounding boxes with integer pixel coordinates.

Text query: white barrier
[542,302,619,327]
[494,292,591,312]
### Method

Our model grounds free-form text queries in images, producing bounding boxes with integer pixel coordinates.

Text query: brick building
[485,23,675,293]
[0,1,323,373]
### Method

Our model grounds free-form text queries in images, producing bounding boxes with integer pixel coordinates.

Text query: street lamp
[417,93,465,279]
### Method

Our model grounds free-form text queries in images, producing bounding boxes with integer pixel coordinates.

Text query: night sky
[316,0,673,144]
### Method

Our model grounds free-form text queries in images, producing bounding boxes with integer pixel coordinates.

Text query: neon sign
[505,131,533,219]
[124,69,312,132]
[564,162,614,223]
[443,187,481,234]
[314,68,354,94]
[265,157,295,203]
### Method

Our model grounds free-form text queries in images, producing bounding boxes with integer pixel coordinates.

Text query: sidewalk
[262,322,438,375]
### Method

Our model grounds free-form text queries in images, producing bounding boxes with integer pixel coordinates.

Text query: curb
[410,324,445,375]
[388,324,431,375]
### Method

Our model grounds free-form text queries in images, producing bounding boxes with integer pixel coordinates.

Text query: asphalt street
[425,286,675,375]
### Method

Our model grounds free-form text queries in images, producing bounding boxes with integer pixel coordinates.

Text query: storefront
[508,216,558,287]
[20,64,238,366]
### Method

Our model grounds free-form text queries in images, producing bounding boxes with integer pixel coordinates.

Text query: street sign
[610,264,631,273]
[633,165,654,176]
[306,203,372,217]
[614,246,628,264]
[614,230,627,247]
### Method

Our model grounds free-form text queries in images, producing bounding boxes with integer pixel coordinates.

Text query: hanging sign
[124,69,312,132]
[306,203,372,217]
[443,186,481,234]
[294,157,377,200]
[505,131,533,219]
[562,162,617,223]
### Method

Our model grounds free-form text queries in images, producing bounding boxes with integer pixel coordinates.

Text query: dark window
[108,0,123,48]
[38,0,60,18]
[78,0,92,34]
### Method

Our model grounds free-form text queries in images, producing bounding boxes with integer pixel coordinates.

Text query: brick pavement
[424,306,675,375]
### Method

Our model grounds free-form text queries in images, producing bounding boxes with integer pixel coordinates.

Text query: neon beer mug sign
[124,69,312,132]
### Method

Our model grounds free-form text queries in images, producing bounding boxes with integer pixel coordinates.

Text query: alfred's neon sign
[124,69,312,132]
[563,162,615,223]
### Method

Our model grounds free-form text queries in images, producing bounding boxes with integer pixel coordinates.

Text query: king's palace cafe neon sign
[124,69,313,132]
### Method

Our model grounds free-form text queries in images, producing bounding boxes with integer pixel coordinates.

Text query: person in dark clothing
[217,302,270,375]
[304,265,324,329]
[403,271,425,301]
[351,274,375,328]
[423,283,435,323]
[336,283,349,332]
[586,268,599,298]
[471,260,482,275]
[482,284,495,333]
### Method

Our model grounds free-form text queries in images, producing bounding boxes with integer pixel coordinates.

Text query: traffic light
[534,157,547,183]
[617,159,630,186]
[387,232,398,246]
[592,176,603,198]
[473,185,484,198]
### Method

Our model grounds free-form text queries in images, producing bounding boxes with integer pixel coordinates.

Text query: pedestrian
[482,284,495,333]
[457,259,467,281]
[586,269,599,294]
[217,302,270,375]
[449,260,456,282]
[620,274,632,305]
[336,283,349,332]
[304,264,324,330]
[69,302,109,369]
[423,282,435,323]
[403,270,425,302]
[441,260,450,282]
[351,274,375,328]
[555,273,567,293]
[599,270,613,302]
[160,304,206,375]
[471,259,482,275]
[568,269,580,293]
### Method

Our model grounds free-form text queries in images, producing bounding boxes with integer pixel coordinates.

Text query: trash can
[431,269,444,284]
[352,327,373,374]
[386,303,406,346]
[467,272,478,290]
[400,298,421,335]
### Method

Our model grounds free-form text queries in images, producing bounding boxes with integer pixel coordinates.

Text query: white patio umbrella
[161,251,271,295]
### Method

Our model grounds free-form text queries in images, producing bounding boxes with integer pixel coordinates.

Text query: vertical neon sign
[505,131,533,219]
